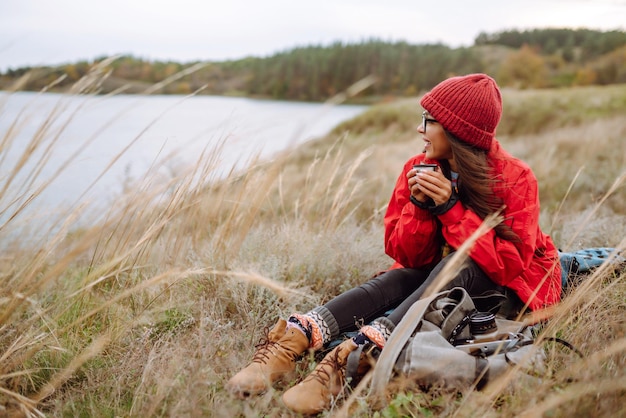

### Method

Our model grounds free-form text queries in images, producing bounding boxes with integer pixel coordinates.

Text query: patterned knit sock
[355,317,394,349]
[289,306,338,351]
[288,314,324,350]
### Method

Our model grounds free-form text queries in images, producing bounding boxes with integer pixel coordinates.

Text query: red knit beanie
[420,73,502,150]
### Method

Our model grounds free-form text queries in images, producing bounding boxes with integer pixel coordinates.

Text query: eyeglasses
[422,111,437,132]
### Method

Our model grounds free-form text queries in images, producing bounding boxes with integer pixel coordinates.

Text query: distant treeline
[2,28,626,102]
[475,28,626,60]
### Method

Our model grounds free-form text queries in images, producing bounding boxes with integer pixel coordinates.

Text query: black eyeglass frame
[422,111,437,132]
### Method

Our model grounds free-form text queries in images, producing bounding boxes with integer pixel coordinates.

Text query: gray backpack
[368,287,556,403]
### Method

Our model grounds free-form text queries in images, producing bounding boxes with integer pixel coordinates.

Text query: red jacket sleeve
[384,158,441,269]
[437,166,540,286]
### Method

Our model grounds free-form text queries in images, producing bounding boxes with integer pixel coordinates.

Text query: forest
[1,28,626,102]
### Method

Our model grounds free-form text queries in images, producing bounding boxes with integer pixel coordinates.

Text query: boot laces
[306,346,346,386]
[251,326,275,365]
[251,326,299,364]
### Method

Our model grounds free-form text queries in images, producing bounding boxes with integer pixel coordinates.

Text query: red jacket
[384,140,561,311]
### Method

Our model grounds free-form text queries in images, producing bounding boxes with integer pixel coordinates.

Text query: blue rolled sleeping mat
[558,247,625,289]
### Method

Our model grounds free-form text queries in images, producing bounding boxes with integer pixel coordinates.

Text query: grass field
[1,76,625,417]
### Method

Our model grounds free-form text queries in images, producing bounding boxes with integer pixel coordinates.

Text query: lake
[0,92,368,236]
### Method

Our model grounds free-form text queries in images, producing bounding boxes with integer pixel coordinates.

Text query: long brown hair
[439,132,520,243]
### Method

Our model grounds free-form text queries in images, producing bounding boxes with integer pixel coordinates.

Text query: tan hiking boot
[226,318,309,398]
[281,339,360,414]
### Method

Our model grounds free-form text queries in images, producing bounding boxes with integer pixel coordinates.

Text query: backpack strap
[369,291,444,402]
[474,357,490,390]
[345,343,365,388]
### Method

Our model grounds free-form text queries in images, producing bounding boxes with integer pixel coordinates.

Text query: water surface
[0,92,367,235]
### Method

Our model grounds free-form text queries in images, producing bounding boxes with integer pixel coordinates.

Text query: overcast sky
[1,0,625,72]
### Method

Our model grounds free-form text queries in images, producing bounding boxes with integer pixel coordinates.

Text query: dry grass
[0,72,625,417]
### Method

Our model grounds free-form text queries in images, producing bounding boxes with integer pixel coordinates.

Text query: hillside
[1,28,626,101]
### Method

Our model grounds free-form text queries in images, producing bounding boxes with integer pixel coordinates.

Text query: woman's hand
[410,169,452,206]
[407,168,429,202]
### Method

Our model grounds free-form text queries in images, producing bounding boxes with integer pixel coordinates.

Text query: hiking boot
[226,318,309,398]
[282,339,359,414]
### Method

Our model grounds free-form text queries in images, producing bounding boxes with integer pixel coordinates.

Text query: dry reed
[0,69,624,417]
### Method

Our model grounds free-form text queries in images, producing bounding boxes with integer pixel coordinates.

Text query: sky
[1,0,625,72]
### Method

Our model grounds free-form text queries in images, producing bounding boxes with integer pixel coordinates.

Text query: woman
[226,73,562,414]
